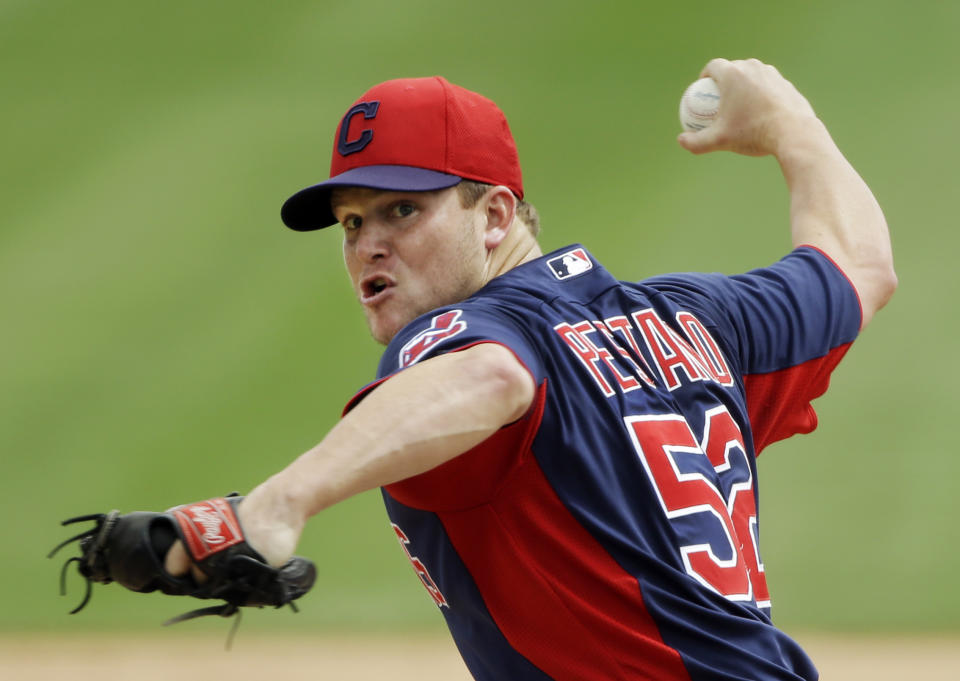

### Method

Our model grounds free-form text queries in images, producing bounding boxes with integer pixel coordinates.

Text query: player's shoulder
[378,297,532,377]
[638,246,846,308]
[629,268,730,328]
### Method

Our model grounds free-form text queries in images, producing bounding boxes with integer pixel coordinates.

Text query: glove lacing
[47,511,120,614]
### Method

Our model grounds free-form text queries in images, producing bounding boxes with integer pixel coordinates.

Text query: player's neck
[483,221,542,284]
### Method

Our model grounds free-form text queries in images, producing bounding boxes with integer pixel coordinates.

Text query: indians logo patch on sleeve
[547,248,593,280]
[399,310,468,368]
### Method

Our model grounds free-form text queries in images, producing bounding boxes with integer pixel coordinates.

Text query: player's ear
[481,185,517,251]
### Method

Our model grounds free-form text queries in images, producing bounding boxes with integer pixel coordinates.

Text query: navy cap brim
[281,165,463,231]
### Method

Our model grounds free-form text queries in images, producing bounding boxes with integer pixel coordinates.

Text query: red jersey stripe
[438,454,692,681]
[744,341,853,454]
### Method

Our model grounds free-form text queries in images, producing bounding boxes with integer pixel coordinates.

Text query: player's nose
[354,220,391,262]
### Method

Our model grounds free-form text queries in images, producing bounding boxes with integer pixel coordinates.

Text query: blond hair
[456,181,540,237]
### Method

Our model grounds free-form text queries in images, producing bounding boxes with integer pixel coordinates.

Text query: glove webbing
[47,511,119,614]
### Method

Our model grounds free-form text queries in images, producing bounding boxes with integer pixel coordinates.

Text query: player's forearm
[240,343,535,562]
[290,347,532,512]
[777,118,897,327]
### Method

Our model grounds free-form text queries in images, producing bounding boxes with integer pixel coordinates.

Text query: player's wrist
[771,115,834,166]
[238,476,309,566]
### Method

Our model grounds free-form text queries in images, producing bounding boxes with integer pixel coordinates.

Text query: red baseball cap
[281,76,524,231]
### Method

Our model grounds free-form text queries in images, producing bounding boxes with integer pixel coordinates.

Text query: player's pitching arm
[677,58,897,328]
[165,342,535,574]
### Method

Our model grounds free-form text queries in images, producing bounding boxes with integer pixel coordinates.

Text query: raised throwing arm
[677,58,897,328]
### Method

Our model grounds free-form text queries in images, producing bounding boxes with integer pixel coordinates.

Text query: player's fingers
[191,563,208,584]
[163,539,210,583]
[164,539,190,576]
[699,57,731,81]
[676,132,699,153]
[677,127,725,155]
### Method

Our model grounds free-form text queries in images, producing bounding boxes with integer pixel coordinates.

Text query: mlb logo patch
[547,248,593,280]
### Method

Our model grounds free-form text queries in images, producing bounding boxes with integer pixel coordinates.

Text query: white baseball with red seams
[679,77,721,132]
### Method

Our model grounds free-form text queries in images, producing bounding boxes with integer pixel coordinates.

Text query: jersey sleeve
[642,246,862,452]
[379,302,546,382]
[342,301,546,415]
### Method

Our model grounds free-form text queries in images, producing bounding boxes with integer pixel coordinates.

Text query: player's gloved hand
[164,480,307,581]
[677,58,823,158]
[49,494,316,628]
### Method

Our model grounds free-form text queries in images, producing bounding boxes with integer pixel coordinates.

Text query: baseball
[679,77,720,132]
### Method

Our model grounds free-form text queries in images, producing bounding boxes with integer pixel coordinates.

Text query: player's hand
[52,495,317,625]
[164,483,306,578]
[677,58,823,158]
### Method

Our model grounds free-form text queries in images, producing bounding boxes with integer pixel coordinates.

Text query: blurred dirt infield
[1,632,957,680]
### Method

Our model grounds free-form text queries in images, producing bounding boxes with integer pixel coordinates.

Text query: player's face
[333,186,487,345]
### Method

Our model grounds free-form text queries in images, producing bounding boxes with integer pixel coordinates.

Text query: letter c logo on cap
[338,101,380,156]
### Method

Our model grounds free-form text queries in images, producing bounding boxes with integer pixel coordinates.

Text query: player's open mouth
[360,275,395,304]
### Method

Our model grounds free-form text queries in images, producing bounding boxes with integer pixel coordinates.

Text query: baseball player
[165,58,895,679]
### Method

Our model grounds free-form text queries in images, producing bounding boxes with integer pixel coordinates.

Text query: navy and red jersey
[344,244,861,681]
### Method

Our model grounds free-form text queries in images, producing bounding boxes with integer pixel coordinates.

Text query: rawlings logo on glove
[172,498,244,559]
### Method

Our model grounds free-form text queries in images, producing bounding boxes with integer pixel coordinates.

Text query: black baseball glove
[49,494,316,632]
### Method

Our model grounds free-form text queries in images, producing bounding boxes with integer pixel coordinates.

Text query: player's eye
[341,215,362,231]
[390,202,417,219]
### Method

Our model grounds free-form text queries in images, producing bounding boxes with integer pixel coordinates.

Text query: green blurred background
[3,0,957,639]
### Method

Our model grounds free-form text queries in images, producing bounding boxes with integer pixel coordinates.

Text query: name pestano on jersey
[344,244,861,681]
